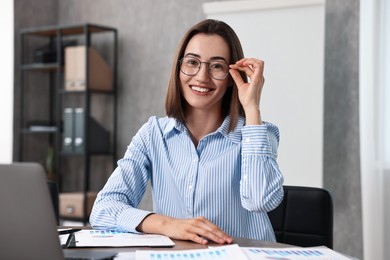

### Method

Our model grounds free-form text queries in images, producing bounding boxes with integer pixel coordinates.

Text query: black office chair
[267,186,333,248]
[47,180,60,225]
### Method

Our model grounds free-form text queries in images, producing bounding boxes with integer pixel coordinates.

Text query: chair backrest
[267,186,333,248]
[47,180,59,225]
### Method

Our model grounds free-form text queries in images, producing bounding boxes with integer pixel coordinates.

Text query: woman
[90,19,284,245]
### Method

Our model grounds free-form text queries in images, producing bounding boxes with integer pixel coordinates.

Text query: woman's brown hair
[165,19,247,132]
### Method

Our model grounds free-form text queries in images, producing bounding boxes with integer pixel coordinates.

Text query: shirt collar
[163,118,176,135]
[163,116,244,144]
[218,116,244,144]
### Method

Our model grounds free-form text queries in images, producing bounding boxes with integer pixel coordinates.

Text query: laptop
[0,163,115,260]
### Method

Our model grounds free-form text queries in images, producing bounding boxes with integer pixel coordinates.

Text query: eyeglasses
[179,57,229,80]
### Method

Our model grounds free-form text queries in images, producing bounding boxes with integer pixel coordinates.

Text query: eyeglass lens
[180,57,229,80]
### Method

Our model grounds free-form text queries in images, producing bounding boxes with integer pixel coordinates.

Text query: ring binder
[62,108,110,153]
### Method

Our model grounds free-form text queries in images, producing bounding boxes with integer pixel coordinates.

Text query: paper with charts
[73,229,175,247]
[241,246,352,259]
[135,244,246,259]
[133,244,352,260]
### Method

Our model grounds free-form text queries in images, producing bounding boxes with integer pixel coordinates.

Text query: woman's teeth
[191,86,210,93]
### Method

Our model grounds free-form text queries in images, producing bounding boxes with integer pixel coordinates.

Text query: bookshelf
[18,24,117,224]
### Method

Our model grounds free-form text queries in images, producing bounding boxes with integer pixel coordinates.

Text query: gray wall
[14,0,363,258]
[324,0,362,258]
[14,0,57,30]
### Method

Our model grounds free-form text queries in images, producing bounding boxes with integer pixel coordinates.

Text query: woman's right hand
[137,214,233,245]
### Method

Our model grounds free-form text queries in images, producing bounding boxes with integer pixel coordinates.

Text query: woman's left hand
[229,58,265,125]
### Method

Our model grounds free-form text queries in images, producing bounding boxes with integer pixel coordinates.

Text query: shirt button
[246,137,250,143]
[243,174,248,181]
[188,185,193,190]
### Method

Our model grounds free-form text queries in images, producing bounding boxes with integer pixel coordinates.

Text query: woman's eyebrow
[184,53,228,63]
[184,53,201,58]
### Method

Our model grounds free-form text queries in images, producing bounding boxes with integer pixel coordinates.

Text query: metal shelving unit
[18,24,117,224]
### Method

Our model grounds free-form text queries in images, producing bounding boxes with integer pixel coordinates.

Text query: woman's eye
[187,59,199,66]
[210,62,225,70]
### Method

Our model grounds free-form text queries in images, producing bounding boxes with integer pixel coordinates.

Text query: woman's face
[179,33,230,114]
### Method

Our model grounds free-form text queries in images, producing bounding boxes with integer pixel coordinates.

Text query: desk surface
[62,227,355,260]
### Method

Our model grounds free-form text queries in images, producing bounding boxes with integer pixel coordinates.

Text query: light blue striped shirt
[90,115,284,241]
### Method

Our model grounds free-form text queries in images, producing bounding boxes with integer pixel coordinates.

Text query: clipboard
[68,229,175,248]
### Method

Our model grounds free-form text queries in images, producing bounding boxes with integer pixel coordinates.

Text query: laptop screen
[0,163,64,260]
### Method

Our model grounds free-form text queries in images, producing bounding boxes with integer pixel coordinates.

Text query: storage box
[64,45,112,91]
[59,191,98,219]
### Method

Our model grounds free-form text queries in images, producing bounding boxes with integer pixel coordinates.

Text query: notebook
[0,163,115,260]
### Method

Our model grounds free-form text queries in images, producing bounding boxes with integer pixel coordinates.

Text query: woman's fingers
[230,58,264,85]
[229,68,245,87]
[228,58,265,120]
[137,214,232,245]
[167,216,233,245]
[190,217,233,244]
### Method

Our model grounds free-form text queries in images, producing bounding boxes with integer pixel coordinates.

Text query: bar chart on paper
[74,229,175,247]
[135,244,248,259]
[242,247,352,260]
[118,245,353,260]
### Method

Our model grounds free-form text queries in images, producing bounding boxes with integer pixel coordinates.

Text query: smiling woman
[178,33,231,133]
[90,19,284,245]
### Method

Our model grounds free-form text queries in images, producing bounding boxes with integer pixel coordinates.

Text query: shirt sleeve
[239,121,284,212]
[89,119,153,233]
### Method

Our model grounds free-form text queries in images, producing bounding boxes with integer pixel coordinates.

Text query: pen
[58,228,81,235]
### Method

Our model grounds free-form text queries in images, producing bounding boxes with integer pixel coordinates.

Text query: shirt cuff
[242,123,273,156]
[116,208,153,233]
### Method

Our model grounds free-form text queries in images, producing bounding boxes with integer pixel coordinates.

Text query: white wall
[0,0,14,163]
[204,0,325,187]
[360,0,389,259]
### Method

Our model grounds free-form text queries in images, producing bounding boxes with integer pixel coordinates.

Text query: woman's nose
[196,63,210,81]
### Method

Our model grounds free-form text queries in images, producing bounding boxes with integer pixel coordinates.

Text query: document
[135,244,248,259]
[114,252,135,260]
[241,246,353,260]
[59,234,70,247]
[116,245,354,260]
[73,229,175,247]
